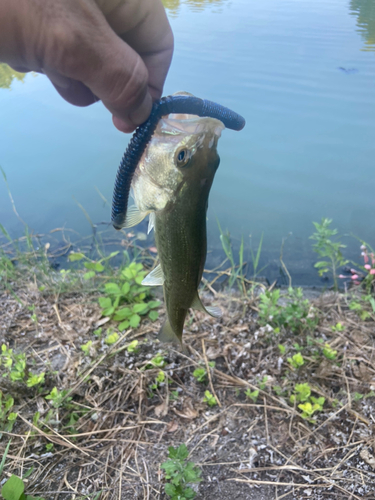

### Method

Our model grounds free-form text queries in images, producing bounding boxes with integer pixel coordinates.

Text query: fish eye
[175,148,190,167]
[178,150,186,162]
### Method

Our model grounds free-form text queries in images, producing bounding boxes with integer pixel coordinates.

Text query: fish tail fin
[158,319,182,344]
[191,292,222,318]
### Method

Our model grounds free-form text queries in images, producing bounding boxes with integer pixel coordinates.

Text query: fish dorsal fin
[191,292,222,318]
[158,319,181,344]
[147,212,155,234]
[124,205,148,228]
[142,264,164,286]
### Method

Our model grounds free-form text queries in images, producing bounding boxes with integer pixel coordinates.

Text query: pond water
[0,0,374,285]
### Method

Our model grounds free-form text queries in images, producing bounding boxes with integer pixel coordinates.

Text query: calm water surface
[0,0,374,285]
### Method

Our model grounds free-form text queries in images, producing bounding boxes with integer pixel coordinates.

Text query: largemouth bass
[113,92,245,344]
[124,115,223,342]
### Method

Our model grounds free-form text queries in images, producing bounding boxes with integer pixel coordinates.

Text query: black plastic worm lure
[111,95,246,230]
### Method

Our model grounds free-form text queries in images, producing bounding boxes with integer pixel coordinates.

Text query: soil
[1,285,375,500]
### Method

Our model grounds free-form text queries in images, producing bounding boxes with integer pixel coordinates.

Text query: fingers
[0,0,173,133]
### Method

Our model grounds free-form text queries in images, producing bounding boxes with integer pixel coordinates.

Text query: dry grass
[1,277,375,499]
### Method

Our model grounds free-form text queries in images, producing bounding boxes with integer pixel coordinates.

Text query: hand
[0,0,174,132]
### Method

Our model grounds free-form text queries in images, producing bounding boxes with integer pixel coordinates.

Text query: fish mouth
[111,94,245,230]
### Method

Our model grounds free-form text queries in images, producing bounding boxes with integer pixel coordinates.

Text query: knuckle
[105,56,149,111]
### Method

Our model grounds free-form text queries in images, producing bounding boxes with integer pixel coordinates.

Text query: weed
[287,352,305,369]
[127,340,139,353]
[149,370,166,392]
[310,218,348,289]
[352,392,363,402]
[170,390,180,401]
[104,330,119,345]
[278,344,286,355]
[0,344,45,388]
[161,444,202,500]
[81,341,93,355]
[258,288,318,333]
[45,387,71,409]
[322,344,337,360]
[217,220,246,292]
[259,375,269,390]
[193,362,215,383]
[1,474,45,500]
[349,299,372,320]
[146,354,166,369]
[249,232,267,279]
[290,383,325,422]
[245,388,259,402]
[98,262,160,331]
[331,322,344,332]
[0,392,17,435]
[203,390,217,407]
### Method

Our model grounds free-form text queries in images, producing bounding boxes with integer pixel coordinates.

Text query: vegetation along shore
[0,214,374,499]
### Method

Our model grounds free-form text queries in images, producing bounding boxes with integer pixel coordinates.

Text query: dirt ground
[1,285,375,500]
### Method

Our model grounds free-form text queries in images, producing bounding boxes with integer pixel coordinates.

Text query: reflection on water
[162,0,226,16]
[350,0,375,51]
[0,64,25,90]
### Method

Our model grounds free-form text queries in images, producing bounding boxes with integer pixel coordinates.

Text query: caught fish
[112,93,245,344]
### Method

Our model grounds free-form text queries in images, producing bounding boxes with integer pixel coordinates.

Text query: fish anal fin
[158,319,181,344]
[191,292,222,318]
[124,205,148,228]
[205,305,222,318]
[142,264,164,286]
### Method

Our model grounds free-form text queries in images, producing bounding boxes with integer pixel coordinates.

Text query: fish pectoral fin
[158,319,181,344]
[147,212,155,234]
[123,205,148,228]
[141,264,164,286]
[191,292,222,318]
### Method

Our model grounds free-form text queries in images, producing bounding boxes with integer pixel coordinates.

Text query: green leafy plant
[0,392,17,435]
[149,370,166,391]
[298,398,325,421]
[98,262,160,331]
[0,344,26,381]
[193,362,215,383]
[81,340,93,355]
[290,383,311,404]
[146,354,166,369]
[331,322,344,332]
[0,345,45,388]
[287,352,305,369]
[259,375,269,390]
[127,340,139,353]
[290,383,325,422]
[1,474,45,500]
[310,218,348,290]
[45,387,71,409]
[278,344,286,355]
[245,388,259,402]
[203,390,217,407]
[104,330,119,345]
[258,288,318,333]
[26,372,45,388]
[161,444,202,500]
[322,344,337,360]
